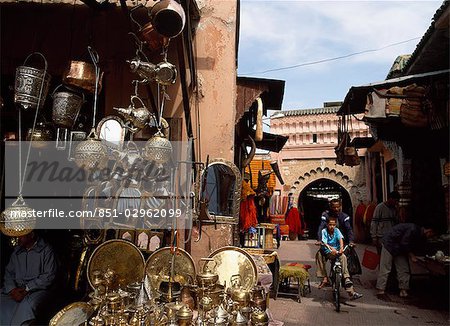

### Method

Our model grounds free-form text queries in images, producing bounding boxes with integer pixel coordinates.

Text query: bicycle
[329,255,343,312]
[328,245,349,312]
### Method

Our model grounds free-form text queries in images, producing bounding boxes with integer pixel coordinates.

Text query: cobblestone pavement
[268,240,449,326]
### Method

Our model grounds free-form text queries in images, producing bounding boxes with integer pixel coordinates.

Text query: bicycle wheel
[334,272,341,312]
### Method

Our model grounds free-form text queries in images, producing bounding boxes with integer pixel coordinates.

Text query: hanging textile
[240,180,258,232]
[354,202,367,243]
[285,207,302,236]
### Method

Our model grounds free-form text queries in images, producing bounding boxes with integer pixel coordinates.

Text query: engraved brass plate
[49,302,94,326]
[145,247,196,298]
[207,246,258,291]
[87,239,145,289]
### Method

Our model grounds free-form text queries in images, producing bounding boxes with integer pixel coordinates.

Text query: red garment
[240,197,258,232]
[363,203,376,226]
[285,207,302,235]
[354,203,366,242]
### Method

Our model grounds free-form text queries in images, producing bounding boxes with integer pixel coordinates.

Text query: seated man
[316,198,354,288]
[317,216,362,300]
[1,231,57,325]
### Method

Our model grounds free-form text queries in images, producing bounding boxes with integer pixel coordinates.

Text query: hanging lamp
[0,53,49,236]
[74,47,108,171]
[143,84,172,164]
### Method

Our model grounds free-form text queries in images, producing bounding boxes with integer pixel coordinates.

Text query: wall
[270,108,370,218]
[189,0,238,263]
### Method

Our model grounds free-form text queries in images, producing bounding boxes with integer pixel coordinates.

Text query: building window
[313,133,318,143]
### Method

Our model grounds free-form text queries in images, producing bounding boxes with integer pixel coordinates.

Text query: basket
[361,248,380,270]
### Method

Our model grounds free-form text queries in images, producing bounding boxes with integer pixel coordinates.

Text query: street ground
[268,239,449,326]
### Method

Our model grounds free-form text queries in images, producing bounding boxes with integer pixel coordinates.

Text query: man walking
[370,191,400,254]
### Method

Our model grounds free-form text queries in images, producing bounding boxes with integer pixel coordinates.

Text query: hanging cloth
[354,202,367,242]
[285,207,302,235]
[240,180,258,232]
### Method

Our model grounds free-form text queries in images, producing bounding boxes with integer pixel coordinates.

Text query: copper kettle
[251,285,267,311]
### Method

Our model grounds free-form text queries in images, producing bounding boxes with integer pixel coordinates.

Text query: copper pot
[150,0,186,38]
[63,60,103,94]
[130,5,168,51]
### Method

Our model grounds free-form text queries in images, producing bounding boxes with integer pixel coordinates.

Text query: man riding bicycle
[318,216,363,300]
[316,198,354,288]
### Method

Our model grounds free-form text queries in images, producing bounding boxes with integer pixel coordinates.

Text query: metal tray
[49,302,93,326]
[208,246,258,291]
[87,239,145,289]
[145,247,196,298]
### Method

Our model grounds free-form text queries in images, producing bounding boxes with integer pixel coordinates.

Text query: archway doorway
[298,178,352,239]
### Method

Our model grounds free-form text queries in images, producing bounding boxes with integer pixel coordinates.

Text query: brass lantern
[143,132,172,164]
[74,129,108,170]
[0,196,35,237]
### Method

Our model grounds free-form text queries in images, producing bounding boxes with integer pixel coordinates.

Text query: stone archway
[288,166,360,209]
[298,178,353,239]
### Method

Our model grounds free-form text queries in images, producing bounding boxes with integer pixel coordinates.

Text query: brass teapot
[196,258,219,288]
[176,305,193,326]
[251,309,269,326]
[228,274,251,308]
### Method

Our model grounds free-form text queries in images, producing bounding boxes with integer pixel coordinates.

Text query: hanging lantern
[143,132,172,164]
[51,84,85,128]
[14,53,51,111]
[0,196,35,237]
[74,47,108,171]
[74,129,108,170]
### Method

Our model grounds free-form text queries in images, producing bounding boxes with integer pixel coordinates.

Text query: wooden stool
[275,263,311,303]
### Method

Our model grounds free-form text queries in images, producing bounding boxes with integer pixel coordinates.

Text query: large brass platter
[145,247,196,298]
[87,239,145,289]
[207,246,257,291]
[49,302,93,326]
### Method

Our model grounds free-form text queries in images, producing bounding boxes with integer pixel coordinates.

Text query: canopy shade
[338,69,449,115]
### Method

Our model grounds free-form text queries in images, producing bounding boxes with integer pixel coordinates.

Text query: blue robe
[1,237,57,325]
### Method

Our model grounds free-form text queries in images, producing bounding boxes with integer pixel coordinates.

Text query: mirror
[112,185,143,228]
[199,159,241,224]
[97,115,126,150]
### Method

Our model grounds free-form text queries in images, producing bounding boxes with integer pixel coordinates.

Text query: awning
[338,69,449,115]
[350,137,375,149]
[249,130,288,153]
[236,76,285,123]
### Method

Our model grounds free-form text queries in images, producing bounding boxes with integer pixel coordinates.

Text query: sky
[237,0,442,112]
